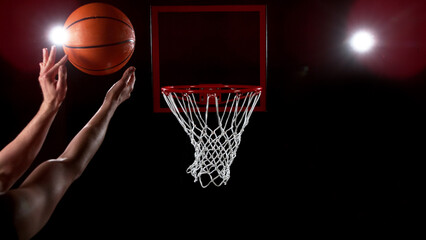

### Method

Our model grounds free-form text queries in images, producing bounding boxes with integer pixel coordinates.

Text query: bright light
[49,26,68,45]
[349,30,376,53]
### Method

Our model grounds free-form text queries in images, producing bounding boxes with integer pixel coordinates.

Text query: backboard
[151,5,267,112]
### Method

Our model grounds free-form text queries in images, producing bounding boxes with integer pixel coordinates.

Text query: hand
[38,45,68,111]
[104,67,136,107]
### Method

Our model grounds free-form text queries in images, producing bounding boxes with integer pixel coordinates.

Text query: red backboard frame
[151,5,267,112]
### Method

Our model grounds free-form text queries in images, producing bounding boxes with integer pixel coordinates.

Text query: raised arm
[58,66,136,176]
[4,66,136,240]
[0,46,67,192]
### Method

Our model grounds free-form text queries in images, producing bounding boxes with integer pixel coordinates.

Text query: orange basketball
[63,3,135,75]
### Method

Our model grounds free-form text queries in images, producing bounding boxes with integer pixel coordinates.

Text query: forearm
[58,101,118,178]
[0,102,58,191]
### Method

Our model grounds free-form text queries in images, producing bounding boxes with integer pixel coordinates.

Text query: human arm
[0,46,67,192]
[5,66,135,240]
[57,66,136,177]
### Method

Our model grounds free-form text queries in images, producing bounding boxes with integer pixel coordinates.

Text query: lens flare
[49,26,68,45]
[349,30,375,53]
[347,0,425,79]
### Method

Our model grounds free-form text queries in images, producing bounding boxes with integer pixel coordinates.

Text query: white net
[162,86,261,187]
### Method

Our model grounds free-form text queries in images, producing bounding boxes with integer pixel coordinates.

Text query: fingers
[120,66,136,83]
[43,48,48,64]
[57,54,68,65]
[103,66,136,105]
[127,70,136,89]
[123,66,136,90]
[123,68,136,100]
[45,45,57,68]
[39,48,48,72]
[58,65,67,88]
[57,65,68,98]
[45,55,68,77]
[40,46,67,78]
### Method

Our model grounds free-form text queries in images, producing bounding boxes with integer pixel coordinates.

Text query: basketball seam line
[68,48,134,72]
[65,16,133,30]
[64,39,135,49]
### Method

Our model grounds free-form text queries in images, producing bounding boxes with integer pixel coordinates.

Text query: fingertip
[125,66,135,74]
[50,46,55,55]
[121,67,131,77]
[42,48,48,62]
[127,71,136,89]
[127,66,135,72]
[51,45,57,54]
[60,54,68,63]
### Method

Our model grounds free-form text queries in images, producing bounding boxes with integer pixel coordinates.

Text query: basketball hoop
[162,84,262,187]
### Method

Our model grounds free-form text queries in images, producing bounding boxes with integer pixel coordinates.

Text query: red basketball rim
[161,84,262,94]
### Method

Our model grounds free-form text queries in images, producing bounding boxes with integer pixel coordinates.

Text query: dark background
[0,0,424,238]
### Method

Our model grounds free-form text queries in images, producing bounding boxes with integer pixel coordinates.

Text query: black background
[0,0,424,238]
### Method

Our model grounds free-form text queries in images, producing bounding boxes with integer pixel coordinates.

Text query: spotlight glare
[349,30,375,53]
[49,26,68,46]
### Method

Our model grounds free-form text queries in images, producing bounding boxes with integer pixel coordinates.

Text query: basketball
[63,3,135,75]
